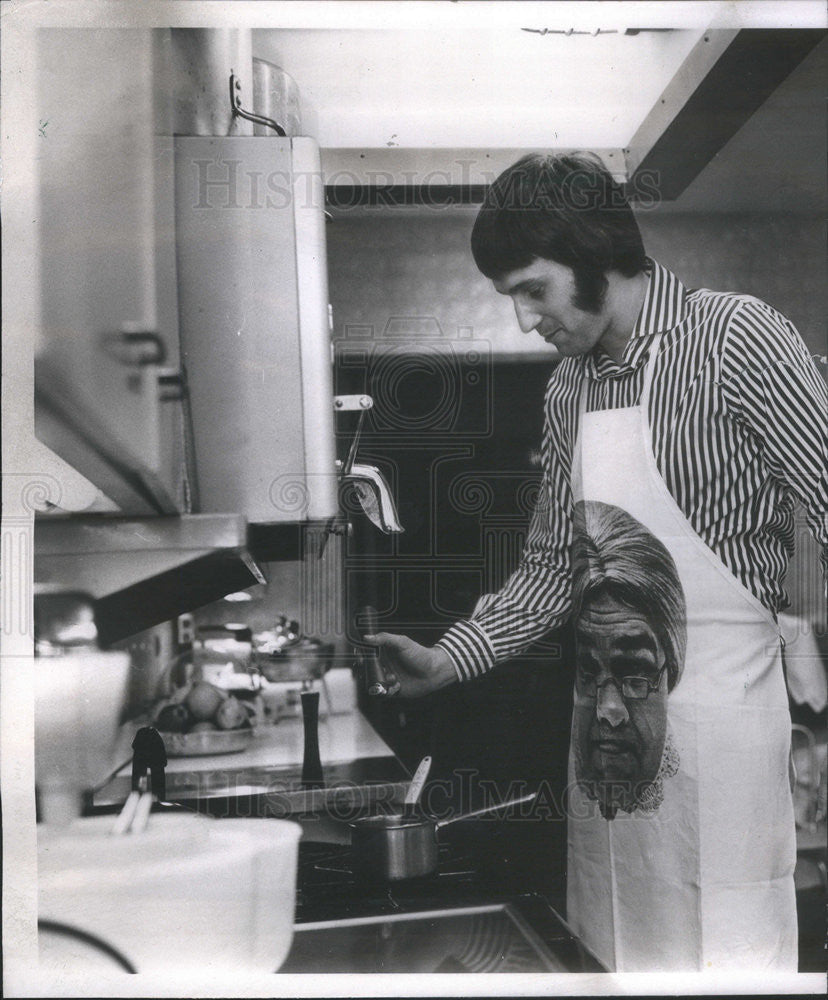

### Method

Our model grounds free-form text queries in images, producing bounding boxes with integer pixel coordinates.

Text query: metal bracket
[229,72,286,136]
[333,394,373,411]
[334,396,373,477]
[321,392,404,550]
[157,369,185,403]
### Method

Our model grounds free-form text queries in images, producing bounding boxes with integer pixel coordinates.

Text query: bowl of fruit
[152,680,255,756]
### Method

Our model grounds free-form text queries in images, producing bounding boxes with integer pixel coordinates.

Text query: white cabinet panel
[35,28,179,511]
[174,136,337,523]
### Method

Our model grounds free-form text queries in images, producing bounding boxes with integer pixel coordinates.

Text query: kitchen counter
[134,709,397,771]
[94,708,411,820]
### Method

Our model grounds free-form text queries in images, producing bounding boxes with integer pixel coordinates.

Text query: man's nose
[514,299,541,334]
[595,681,629,727]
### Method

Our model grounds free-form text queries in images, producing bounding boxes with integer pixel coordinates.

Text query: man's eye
[576,655,599,677]
[616,657,655,677]
[527,285,544,299]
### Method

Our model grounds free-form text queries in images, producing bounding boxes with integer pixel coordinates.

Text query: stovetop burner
[295,841,486,923]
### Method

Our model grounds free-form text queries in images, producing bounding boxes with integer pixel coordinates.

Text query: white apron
[566,336,798,973]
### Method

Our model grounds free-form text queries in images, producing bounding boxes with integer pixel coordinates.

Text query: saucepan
[349,790,537,882]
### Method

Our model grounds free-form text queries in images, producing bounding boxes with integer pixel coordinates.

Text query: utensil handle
[435,790,537,830]
[111,790,141,836]
[132,791,154,834]
[404,755,432,807]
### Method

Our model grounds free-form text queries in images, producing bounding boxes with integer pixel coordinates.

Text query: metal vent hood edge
[34,513,266,647]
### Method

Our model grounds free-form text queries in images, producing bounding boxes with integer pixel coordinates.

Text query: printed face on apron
[566,337,797,972]
[571,500,687,818]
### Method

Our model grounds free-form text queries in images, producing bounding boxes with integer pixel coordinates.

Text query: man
[570,499,687,820]
[365,153,828,971]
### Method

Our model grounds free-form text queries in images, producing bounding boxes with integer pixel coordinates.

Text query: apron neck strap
[579,334,663,415]
[639,333,662,412]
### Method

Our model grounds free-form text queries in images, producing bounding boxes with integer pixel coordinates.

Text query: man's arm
[379,385,575,693]
[366,377,576,695]
[435,431,575,680]
[722,299,828,585]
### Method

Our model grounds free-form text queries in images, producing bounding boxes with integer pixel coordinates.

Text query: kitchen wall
[326,206,826,361]
[327,206,520,355]
[190,543,345,645]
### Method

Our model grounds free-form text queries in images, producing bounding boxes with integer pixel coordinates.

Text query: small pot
[349,791,536,882]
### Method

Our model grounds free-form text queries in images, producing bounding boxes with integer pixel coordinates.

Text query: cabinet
[34,30,338,524]
[27,28,339,643]
[34,28,180,513]
[173,136,337,524]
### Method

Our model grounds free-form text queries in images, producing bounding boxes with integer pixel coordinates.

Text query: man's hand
[362,633,458,699]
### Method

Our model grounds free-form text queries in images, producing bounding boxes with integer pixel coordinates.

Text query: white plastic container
[34,651,131,825]
[38,813,302,975]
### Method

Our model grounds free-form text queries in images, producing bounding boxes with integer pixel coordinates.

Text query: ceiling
[252,27,702,150]
[669,35,826,213]
[252,23,825,213]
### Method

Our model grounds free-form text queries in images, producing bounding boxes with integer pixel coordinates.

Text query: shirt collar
[583,258,690,380]
[632,257,690,340]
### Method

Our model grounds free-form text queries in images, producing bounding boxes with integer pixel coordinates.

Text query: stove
[280,839,605,974]
[294,840,484,922]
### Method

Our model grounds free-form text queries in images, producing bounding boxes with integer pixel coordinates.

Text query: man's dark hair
[471,152,647,312]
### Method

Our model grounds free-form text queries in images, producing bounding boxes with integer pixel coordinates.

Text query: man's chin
[590,744,638,779]
[583,746,642,814]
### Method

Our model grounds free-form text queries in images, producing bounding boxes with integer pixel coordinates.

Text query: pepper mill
[300,690,324,789]
[359,605,401,697]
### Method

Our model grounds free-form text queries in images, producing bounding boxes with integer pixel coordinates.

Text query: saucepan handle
[434,790,537,830]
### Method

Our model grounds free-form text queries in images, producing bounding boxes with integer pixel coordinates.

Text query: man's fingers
[361,632,400,697]
[363,631,398,648]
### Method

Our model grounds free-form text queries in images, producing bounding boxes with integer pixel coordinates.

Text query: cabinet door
[174,136,338,524]
[35,28,179,512]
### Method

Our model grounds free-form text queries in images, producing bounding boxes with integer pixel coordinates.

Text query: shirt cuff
[435,620,497,683]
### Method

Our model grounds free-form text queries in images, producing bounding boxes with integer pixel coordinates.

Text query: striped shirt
[438,258,828,682]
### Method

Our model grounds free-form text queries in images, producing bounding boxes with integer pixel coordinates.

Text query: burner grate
[295,841,487,922]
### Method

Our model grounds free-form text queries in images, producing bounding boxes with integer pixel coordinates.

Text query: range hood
[34,514,265,647]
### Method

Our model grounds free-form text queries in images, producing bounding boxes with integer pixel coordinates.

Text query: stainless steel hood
[34,514,265,647]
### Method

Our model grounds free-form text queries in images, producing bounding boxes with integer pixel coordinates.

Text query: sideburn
[572,268,608,313]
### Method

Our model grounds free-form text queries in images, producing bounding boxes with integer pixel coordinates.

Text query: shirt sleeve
[436,382,575,682]
[720,298,828,589]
